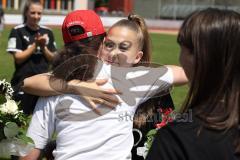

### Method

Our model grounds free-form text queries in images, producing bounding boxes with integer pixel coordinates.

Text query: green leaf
[146,129,157,137]
[17,130,34,144]
[16,134,34,144]
[145,129,158,150]
[4,122,19,139]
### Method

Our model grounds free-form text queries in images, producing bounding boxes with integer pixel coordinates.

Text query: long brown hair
[178,8,240,153]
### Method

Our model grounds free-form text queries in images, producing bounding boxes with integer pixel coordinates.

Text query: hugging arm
[22,74,120,113]
[138,65,188,103]
[23,73,59,96]
[167,65,188,86]
[22,73,85,97]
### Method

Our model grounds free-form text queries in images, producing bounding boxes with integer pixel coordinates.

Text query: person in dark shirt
[7,0,57,115]
[146,8,240,160]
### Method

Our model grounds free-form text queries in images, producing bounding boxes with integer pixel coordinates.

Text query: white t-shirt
[27,62,173,160]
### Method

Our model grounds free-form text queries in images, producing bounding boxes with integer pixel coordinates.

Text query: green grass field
[0,26,188,110]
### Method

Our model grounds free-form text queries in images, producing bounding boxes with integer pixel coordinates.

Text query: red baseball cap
[62,10,105,44]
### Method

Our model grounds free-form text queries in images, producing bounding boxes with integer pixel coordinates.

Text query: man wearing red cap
[61,10,105,44]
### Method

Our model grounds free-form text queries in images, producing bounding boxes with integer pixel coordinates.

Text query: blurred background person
[6,0,57,115]
[0,7,4,37]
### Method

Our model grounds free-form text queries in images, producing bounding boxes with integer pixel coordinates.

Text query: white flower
[0,98,18,115]
[136,144,148,159]
[0,79,14,98]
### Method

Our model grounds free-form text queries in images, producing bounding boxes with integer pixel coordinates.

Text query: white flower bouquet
[0,79,34,158]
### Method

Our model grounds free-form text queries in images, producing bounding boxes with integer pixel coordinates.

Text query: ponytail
[127,14,151,65]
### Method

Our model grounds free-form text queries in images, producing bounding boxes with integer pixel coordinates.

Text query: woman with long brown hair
[147,8,240,160]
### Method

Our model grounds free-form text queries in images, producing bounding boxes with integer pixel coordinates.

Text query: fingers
[101,100,118,109]
[83,97,102,115]
[92,97,118,109]
[35,38,46,47]
[100,94,120,104]
[95,79,108,85]
[36,32,41,38]
[102,88,122,94]
[42,34,48,38]
[95,79,121,94]
[82,96,119,115]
